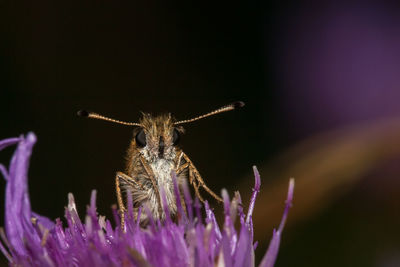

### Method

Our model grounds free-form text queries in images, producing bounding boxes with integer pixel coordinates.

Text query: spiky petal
[0,133,294,266]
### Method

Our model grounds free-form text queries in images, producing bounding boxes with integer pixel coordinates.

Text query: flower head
[0,133,294,266]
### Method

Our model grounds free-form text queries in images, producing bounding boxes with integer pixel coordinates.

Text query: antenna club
[232,101,245,109]
[77,110,89,117]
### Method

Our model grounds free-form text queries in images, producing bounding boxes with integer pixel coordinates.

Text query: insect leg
[173,158,190,218]
[182,153,223,203]
[171,168,189,218]
[193,181,205,203]
[175,151,185,169]
[178,188,188,218]
[176,162,190,175]
[174,153,202,202]
[139,156,163,215]
[115,172,126,229]
[115,171,144,229]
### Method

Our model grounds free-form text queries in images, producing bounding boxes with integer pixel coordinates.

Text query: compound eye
[172,128,180,146]
[135,129,146,147]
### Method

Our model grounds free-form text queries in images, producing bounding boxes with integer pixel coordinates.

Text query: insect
[77,101,244,227]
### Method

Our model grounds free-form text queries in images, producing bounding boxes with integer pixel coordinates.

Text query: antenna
[77,110,142,127]
[174,101,245,125]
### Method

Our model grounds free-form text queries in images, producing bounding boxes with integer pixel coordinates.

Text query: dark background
[1,1,400,266]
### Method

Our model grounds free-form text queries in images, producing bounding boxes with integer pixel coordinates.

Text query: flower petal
[259,178,295,267]
[0,133,294,267]
[0,137,21,152]
[5,133,40,257]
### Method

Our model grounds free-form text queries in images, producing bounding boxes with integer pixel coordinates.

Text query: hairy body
[122,115,186,222]
[78,101,244,227]
[118,114,196,225]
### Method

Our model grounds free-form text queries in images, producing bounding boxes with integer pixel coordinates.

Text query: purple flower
[0,133,294,266]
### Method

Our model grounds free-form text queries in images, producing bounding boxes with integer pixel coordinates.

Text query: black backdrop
[0,1,283,264]
[2,1,400,266]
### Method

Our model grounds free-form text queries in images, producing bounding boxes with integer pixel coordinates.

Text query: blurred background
[1,0,400,266]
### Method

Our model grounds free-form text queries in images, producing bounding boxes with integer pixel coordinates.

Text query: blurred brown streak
[240,117,400,240]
